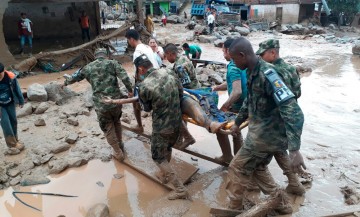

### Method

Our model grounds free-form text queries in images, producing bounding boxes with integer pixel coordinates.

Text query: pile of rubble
[280,23,326,35]
[195,64,227,87]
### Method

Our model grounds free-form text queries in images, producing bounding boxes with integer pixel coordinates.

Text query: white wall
[251,4,300,24]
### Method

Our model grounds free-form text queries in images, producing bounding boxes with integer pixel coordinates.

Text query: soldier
[226,37,306,214]
[164,43,225,149]
[256,39,301,98]
[104,54,189,200]
[63,48,133,162]
[256,39,305,195]
[212,38,248,163]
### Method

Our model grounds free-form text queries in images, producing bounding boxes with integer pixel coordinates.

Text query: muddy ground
[0,22,360,217]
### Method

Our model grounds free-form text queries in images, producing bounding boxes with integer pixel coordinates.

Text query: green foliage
[327,0,359,22]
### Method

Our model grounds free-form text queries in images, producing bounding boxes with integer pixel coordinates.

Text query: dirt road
[0,23,360,217]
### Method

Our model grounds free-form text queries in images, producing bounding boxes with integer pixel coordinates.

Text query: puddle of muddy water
[0,159,167,217]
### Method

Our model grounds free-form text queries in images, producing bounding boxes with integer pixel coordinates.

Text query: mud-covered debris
[65,133,79,144]
[96,181,104,187]
[113,173,124,179]
[340,186,360,205]
[85,203,109,217]
[34,118,46,126]
[67,116,79,126]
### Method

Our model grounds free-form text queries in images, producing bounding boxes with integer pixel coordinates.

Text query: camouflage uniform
[138,67,183,163]
[226,58,304,209]
[256,39,301,99]
[256,39,305,196]
[64,57,132,154]
[173,55,200,89]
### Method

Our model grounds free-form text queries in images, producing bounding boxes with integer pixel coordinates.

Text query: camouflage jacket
[173,56,200,89]
[235,58,304,152]
[273,58,301,98]
[138,68,183,134]
[64,58,133,111]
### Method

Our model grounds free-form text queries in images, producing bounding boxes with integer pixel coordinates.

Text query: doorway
[276,7,283,22]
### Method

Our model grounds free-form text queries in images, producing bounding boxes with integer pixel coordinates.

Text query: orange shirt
[80,15,90,28]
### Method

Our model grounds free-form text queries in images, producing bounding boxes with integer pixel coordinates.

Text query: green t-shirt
[185,45,202,56]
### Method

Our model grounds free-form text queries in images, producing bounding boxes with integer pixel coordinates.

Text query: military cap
[134,54,152,74]
[94,48,108,58]
[255,39,280,55]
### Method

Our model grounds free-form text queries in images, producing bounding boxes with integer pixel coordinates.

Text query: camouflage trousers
[225,147,278,209]
[151,127,180,164]
[96,106,123,149]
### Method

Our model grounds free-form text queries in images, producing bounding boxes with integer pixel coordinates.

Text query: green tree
[327,0,360,24]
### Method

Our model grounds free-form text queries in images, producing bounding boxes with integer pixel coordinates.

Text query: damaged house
[247,0,320,24]
[0,0,101,66]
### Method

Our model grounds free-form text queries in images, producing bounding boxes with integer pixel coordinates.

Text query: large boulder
[198,35,217,43]
[194,25,207,35]
[34,102,50,114]
[214,39,226,48]
[353,42,360,55]
[27,83,48,102]
[106,14,114,20]
[44,81,75,105]
[167,15,179,24]
[234,27,250,36]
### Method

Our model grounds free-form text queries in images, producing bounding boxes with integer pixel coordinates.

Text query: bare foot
[209,121,228,133]
[131,125,144,133]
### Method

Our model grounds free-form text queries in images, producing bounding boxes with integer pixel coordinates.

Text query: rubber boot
[157,161,189,200]
[274,151,306,196]
[285,173,306,196]
[215,133,233,164]
[14,142,25,151]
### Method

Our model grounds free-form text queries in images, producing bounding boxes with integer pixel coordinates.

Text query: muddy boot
[273,191,293,215]
[15,142,25,151]
[157,161,189,200]
[209,121,227,133]
[286,173,306,196]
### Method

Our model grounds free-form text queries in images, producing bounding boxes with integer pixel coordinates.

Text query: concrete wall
[0,0,16,66]
[3,2,100,40]
[251,4,300,24]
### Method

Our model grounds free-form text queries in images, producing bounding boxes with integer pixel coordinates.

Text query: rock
[44,82,76,105]
[198,35,217,43]
[227,32,241,39]
[202,82,211,87]
[48,159,68,174]
[84,87,94,108]
[96,181,104,187]
[67,117,79,126]
[221,29,229,35]
[214,32,223,39]
[121,117,131,124]
[329,24,336,30]
[167,15,179,24]
[235,26,250,36]
[50,143,71,154]
[85,203,110,217]
[113,174,124,179]
[194,25,206,34]
[186,36,195,41]
[40,154,54,164]
[67,156,88,168]
[34,118,46,126]
[31,154,42,166]
[27,83,48,102]
[198,74,209,82]
[0,167,9,183]
[107,14,114,20]
[209,73,224,84]
[34,102,50,114]
[214,39,226,48]
[17,103,33,118]
[18,158,35,172]
[79,108,91,116]
[325,35,336,40]
[7,168,20,177]
[65,133,79,144]
[352,42,360,55]
[10,176,22,186]
[20,175,50,186]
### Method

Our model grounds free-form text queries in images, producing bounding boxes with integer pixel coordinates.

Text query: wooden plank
[123,138,199,191]
[122,122,229,167]
[209,207,242,217]
[322,211,360,217]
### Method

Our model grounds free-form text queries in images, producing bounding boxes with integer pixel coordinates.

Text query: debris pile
[196,64,227,87]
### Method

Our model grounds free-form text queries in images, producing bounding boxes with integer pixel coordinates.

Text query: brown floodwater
[1,30,360,216]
